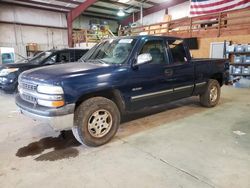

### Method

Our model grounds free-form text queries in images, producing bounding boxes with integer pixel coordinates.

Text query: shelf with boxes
[226,43,250,77]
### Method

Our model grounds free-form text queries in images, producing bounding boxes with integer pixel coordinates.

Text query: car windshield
[80,38,137,64]
[29,51,53,65]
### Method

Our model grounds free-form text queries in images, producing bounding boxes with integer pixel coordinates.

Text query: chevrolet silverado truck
[0,48,88,93]
[16,36,229,147]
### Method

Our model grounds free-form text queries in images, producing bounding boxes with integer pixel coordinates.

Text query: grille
[21,93,36,103]
[19,80,38,104]
[20,82,37,91]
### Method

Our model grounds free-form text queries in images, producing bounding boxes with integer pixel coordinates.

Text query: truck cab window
[58,53,70,63]
[44,55,56,65]
[168,40,187,64]
[140,40,166,64]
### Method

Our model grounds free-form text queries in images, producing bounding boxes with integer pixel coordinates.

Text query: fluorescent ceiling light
[117,9,125,17]
[118,0,130,3]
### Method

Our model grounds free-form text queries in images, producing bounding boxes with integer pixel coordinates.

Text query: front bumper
[16,94,75,131]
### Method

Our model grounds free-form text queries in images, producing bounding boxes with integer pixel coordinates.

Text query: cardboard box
[27,43,38,51]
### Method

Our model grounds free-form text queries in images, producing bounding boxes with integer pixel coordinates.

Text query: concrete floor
[0,86,249,188]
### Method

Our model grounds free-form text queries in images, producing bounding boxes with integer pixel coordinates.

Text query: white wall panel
[168,1,190,20]
[0,5,15,22]
[0,24,16,44]
[141,9,166,25]
[0,4,67,27]
[0,5,68,59]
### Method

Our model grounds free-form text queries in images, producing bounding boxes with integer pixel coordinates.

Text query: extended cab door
[125,38,174,110]
[165,39,195,99]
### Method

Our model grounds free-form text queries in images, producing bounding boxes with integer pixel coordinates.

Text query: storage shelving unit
[226,44,250,77]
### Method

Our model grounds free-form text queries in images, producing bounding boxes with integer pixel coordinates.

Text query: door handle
[164,69,173,76]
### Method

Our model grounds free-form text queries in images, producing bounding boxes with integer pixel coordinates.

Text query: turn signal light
[37,99,65,107]
[51,100,65,107]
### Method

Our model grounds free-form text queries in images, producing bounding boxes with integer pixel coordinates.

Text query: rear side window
[168,40,187,64]
[75,50,88,61]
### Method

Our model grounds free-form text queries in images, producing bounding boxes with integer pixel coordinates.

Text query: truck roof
[115,35,182,40]
[48,48,88,53]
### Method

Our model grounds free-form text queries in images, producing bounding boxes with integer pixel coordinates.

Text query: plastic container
[233,66,242,75]
[242,66,250,75]
[245,44,250,52]
[235,44,245,52]
[234,55,242,63]
[229,65,234,74]
[245,56,250,64]
[226,45,235,53]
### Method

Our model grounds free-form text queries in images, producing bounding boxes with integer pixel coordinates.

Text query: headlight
[37,85,64,94]
[0,68,19,76]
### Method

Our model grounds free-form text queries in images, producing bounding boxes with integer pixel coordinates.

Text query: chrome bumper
[19,108,74,131]
[16,94,75,131]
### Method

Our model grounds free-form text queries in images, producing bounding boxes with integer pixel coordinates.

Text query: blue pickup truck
[16,36,229,146]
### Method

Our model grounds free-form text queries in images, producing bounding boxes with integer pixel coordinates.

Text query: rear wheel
[200,79,221,107]
[72,97,120,147]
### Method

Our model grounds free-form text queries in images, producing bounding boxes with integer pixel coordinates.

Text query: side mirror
[136,53,152,66]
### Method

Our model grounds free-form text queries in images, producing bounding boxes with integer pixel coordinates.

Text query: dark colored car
[0,48,88,93]
[16,36,229,146]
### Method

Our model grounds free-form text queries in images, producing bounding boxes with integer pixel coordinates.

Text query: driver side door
[124,39,174,111]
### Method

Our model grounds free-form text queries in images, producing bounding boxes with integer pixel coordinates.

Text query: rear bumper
[16,94,75,131]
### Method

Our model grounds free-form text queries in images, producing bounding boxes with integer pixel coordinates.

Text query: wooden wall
[190,34,250,58]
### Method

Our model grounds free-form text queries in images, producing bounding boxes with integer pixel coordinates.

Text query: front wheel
[72,97,120,147]
[200,79,221,107]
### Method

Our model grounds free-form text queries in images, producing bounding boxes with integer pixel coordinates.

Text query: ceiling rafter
[98,0,140,10]
[134,0,158,6]
[121,0,188,25]
[91,4,119,12]
[82,12,119,21]
[0,1,69,12]
[54,0,81,5]
[14,0,74,10]
[83,11,119,20]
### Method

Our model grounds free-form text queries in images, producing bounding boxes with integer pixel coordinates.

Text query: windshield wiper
[88,59,106,64]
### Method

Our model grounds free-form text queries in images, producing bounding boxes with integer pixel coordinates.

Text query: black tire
[200,79,221,107]
[72,97,120,147]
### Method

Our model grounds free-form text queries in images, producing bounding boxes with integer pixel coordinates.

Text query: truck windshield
[29,51,53,65]
[80,38,137,64]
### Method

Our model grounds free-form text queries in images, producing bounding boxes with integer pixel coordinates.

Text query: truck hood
[20,62,114,84]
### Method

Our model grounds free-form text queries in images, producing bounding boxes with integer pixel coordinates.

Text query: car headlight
[0,68,19,76]
[37,85,64,94]
[36,85,64,107]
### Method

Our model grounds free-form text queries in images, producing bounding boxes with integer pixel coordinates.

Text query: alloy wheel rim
[87,109,113,138]
[210,86,218,102]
